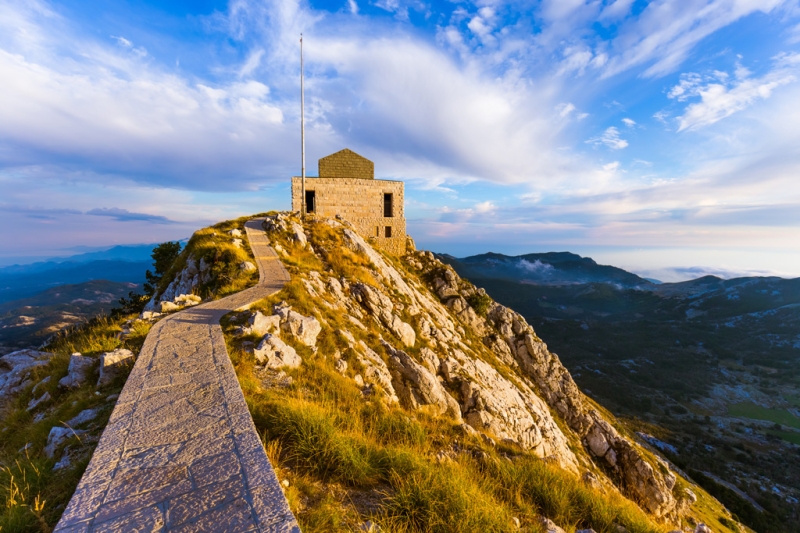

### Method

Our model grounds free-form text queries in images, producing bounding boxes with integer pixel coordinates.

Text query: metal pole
[300,34,306,218]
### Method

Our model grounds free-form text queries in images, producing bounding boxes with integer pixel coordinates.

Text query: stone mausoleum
[292,148,406,254]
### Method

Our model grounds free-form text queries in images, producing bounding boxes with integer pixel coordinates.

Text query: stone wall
[291,177,406,255]
[318,149,374,179]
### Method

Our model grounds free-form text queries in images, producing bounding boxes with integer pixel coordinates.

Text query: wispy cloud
[587,127,629,149]
[673,53,800,131]
[85,207,176,224]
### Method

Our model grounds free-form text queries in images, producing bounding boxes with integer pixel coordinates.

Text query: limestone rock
[245,311,281,337]
[97,349,135,388]
[45,426,84,459]
[67,408,100,427]
[540,518,567,533]
[240,261,257,272]
[440,349,578,469]
[27,391,51,411]
[485,301,680,518]
[263,212,290,232]
[281,311,321,347]
[0,349,53,398]
[290,222,307,247]
[334,359,348,375]
[355,342,398,403]
[232,238,243,248]
[59,353,94,389]
[229,228,242,237]
[384,342,461,421]
[695,524,713,533]
[145,256,211,311]
[350,283,415,347]
[255,334,301,369]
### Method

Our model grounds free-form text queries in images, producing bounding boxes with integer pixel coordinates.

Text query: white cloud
[587,127,629,149]
[347,0,358,15]
[556,102,576,117]
[474,200,495,213]
[601,0,787,78]
[673,54,800,131]
[622,117,636,127]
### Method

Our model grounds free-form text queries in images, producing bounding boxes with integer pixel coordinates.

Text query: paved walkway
[55,219,299,532]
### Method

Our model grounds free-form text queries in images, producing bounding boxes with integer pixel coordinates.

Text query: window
[385,226,392,238]
[305,190,316,213]
[383,193,393,217]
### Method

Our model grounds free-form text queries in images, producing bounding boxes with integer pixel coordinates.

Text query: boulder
[281,311,321,347]
[97,349,135,388]
[67,408,100,427]
[58,353,94,389]
[254,335,301,369]
[45,426,84,459]
[229,228,242,237]
[232,238,243,248]
[290,222,307,247]
[695,524,712,533]
[384,342,461,421]
[174,294,201,307]
[240,261,257,272]
[246,311,281,337]
[540,518,567,533]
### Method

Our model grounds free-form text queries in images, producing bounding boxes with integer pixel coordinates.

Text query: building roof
[318,148,374,179]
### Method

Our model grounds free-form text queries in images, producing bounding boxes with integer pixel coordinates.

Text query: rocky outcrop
[440,347,577,469]
[0,349,54,399]
[97,349,135,388]
[251,215,691,524]
[418,253,681,519]
[254,334,302,369]
[384,341,461,421]
[144,256,210,312]
[58,353,94,389]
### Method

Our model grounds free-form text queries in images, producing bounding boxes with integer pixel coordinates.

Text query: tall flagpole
[300,34,306,218]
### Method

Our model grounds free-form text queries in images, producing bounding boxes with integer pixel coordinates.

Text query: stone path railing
[55,219,299,532]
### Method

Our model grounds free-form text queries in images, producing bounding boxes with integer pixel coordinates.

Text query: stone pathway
[55,219,299,532]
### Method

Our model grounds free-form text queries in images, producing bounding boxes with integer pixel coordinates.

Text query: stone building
[291,149,406,254]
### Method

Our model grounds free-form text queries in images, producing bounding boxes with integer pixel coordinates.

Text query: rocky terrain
[442,252,800,531]
[210,212,744,532]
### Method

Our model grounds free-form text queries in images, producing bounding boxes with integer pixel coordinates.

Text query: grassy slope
[0,216,259,532]
[222,215,743,533]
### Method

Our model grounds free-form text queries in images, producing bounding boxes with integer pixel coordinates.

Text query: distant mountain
[0,242,183,305]
[440,251,652,288]
[0,260,150,304]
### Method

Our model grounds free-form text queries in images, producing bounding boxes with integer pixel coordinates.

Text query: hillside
[441,253,800,531]
[0,214,746,532]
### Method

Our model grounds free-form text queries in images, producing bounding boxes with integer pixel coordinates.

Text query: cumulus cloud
[587,127,629,149]
[621,117,636,127]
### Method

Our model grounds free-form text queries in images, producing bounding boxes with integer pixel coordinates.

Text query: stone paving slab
[55,218,299,532]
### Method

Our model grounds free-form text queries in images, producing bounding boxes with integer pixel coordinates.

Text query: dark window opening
[383,193,393,217]
[385,226,392,238]
[305,190,316,213]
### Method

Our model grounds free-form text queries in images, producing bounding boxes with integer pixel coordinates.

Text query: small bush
[467,293,493,316]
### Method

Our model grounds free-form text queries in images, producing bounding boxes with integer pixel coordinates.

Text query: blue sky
[1,0,799,281]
